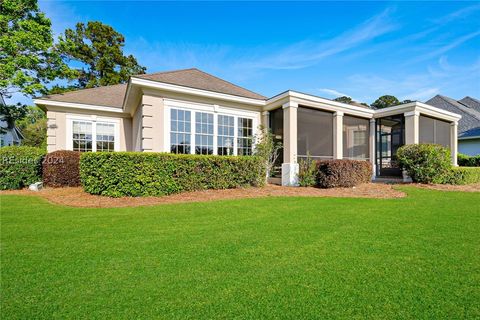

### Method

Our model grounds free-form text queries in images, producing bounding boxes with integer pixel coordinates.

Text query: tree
[56,21,146,89]
[254,126,283,180]
[402,99,414,104]
[371,95,400,109]
[0,0,73,98]
[333,96,353,104]
[16,106,47,148]
[0,103,26,134]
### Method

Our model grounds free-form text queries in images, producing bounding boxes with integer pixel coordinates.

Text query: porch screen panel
[419,116,435,143]
[419,115,450,148]
[297,107,333,159]
[343,116,369,159]
[435,119,450,148]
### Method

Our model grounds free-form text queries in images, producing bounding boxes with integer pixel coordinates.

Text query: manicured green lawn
[1,187,479,319]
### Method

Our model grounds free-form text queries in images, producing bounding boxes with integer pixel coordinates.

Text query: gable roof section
[134,68,266,100]
[40,84,127,108]
[459,96,480,113]
[426,95,480,138]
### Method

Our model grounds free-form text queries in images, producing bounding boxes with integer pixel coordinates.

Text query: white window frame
[164,99,259,156]
[66,115,120,152]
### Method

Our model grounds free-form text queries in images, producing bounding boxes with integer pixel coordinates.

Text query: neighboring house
[34,68,461,186]
[426,95,480,156]
[0,94,24,147]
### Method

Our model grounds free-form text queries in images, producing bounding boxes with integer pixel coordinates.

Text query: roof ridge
[135,68,198,78]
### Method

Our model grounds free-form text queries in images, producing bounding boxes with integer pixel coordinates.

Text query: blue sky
[17,1,480,104]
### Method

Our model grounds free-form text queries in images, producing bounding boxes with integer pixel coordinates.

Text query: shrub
[0,146,45,190]
[397,144,452,184]
[298,155,317,187]
[316,160,372,188]
[80,152,266,197]
[458,153,480,167]
[446,167,480,185]
[42,150,81,187]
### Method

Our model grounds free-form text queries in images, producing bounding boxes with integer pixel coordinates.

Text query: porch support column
[261,111,270,129]
[404,111,420,145]
[333,111,344,159]
[282,101,298,186]
[369,118,376,179]
[450,121,458,166]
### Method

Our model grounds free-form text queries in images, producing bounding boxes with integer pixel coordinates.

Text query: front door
[376,115,405,177]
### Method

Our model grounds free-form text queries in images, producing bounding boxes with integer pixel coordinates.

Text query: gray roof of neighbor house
[38,68,266,108]
[459,96,480,113]
[134,68,266,100]
[425,95,480,139]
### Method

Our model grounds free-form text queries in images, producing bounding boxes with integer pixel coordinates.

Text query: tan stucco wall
[45,107,131,152]
[141,94,165,152]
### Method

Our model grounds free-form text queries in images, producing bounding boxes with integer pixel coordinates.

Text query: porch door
[376,115,405,177]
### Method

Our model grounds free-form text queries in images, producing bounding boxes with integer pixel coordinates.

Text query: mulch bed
[412,183,480,193]
[1,183,406,208]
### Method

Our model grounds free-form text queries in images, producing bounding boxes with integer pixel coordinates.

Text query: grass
[1,187,479,319]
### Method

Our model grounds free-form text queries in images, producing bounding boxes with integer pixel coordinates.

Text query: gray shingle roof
[39,68,266,108]
[134,68,266,100]
[40,84,127,108]
[425,95,480,139]
[459,96,480,113]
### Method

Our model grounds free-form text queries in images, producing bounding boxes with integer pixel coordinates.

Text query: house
[425,95,480,156]
[0,94,24,147]
[34,68,461,186]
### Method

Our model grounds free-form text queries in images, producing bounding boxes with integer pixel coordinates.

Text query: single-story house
[34,68,462,186]
[425,95,480,156]
[0,94,24,147]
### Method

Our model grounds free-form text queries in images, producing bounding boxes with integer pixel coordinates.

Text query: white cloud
[317,89,351,98]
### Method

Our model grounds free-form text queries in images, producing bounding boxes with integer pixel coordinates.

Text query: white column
[369,118,376,179]
[451,121,458,166]
[261,111,270,129]
[404,111,420,145]
[282,101,299,186]
[333,111,344,159]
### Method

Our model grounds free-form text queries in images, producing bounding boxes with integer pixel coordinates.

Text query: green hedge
[458,153,480,167]
[0,146,46,190]
[397,144,452,184]
[447,167,480,185]
[80,152,266,197]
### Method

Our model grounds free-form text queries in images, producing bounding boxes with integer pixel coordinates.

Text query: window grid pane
[170,109,191,154]
[217,115,234,155]
[72,121,93,152]
[237,118,253,156]
[195,112,214,155]
[96,123,115,152]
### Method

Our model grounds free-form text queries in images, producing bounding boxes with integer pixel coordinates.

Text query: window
[96,123,115,152]
[195,112,214,155]
[170,109,191,154]
[72,121,93,152]
[343,116,369,159]
[237,117,253,155]
[71,120,116,152]
[217,115,234,155]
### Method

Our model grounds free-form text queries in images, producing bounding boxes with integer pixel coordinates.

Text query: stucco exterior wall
[141,94,165,152]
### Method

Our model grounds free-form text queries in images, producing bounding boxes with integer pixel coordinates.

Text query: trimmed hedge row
[298,158,372,188]
[43,150,81,187]
[0,146,46,190]
[458,153,480,167]
[447,167,480,185]
[80,152,266,197]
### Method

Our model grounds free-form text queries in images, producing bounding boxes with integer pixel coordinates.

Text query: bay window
[169,107,255,156]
